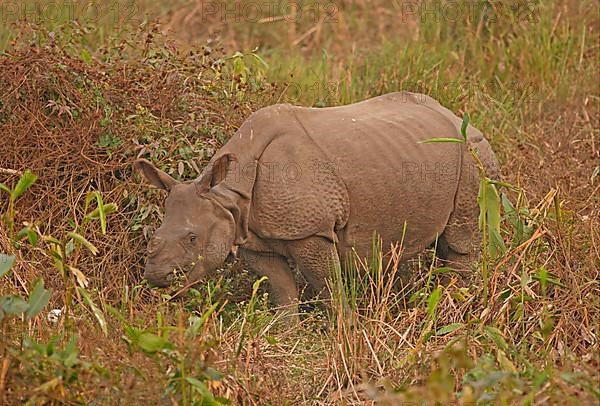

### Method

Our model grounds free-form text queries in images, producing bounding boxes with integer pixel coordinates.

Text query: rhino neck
[199,104,300,248]
[206,185,250,246]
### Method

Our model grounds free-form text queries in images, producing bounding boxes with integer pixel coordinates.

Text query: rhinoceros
[135,92,499,316]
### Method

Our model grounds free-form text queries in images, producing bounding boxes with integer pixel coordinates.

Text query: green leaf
[0,254,16,278]
[461,113,470,141]
[65,239,75,257]
[15,227,39,246]
[25,279,52,320]
[186,302,219,339]
[497,349,517,373]
[489,228,507,257]
[186,377,228,404]
[251,276,268,296]
[478,178,505,257]
[0,183,10,194]
[85,192,108,234]
[427,287,442,320]
[136,332,171,354]
[11,170,37,201]
[78,287,108,336]
[80,48,92,64]
[43,235,61,245]
[419,137,465,144]
[67,232,99,255]
[85,203,117,221]
[435,323,465,336]
[1,295,29,315]
[265,335,278,345]
[484,325,509,350]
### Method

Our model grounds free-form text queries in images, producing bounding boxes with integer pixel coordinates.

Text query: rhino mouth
[144,259,210,288]
[144,269,174,287]
[144,264,189,288]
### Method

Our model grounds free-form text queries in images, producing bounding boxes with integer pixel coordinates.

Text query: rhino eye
[188,233,197,243]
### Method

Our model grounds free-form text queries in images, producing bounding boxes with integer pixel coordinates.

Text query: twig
[0,168,21,176]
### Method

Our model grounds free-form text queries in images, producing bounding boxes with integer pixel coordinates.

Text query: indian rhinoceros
[135,92,499,316]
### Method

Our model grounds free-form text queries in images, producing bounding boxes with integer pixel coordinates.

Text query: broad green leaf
[25,279,52,320]
[78,287,108,335]
[0,254,16,278]
[67,232,99,255]
[435,323,465,336]
[489,228,507,257]
[136,332,170,353]
[419,137,465,144]
[11,170,37,201]
[461,113,470,141]
[1,295,29,315]
[60,336,80,368]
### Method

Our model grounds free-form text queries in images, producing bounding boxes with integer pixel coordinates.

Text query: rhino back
[289,92,464,257]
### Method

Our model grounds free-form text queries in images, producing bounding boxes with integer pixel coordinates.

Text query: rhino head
[135,155,237,288]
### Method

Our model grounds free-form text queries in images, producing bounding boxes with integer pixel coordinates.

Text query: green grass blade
[419,138,464,144]
[78,287,108,336]
[67,232,99,255]
[461,113,470,141]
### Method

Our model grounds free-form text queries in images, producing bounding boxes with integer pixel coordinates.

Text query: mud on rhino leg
[286,236,340,310]
[240,249,299,321]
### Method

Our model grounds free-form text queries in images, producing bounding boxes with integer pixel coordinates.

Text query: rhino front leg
[287,236,340,310]
[240,249,299,322]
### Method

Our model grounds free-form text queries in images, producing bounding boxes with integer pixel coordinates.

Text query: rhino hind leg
[440,149,482,271]
[240,249,300,322]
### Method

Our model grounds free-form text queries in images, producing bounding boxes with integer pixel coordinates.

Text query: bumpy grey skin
[136,92,500,321]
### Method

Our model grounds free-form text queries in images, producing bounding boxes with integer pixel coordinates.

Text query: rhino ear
[197,153,236,190]
[135,159,178,191]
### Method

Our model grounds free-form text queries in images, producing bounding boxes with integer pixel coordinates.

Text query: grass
[1,0,599,404]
